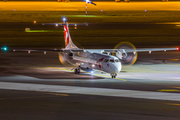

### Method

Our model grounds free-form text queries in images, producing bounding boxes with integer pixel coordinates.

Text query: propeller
[114,42,138,68]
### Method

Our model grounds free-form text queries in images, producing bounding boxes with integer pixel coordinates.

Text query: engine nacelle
[119,50,137,66]
[115,49,127,59]
[59,52,73,65]
[114,42,138,67]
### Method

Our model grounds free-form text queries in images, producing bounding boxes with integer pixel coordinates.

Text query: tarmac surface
[1,21,180,119]
[0,1,180,11]
[0,50,180,120]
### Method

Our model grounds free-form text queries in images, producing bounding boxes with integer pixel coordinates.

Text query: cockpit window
[115,59,120,62]
[109,59,114,62]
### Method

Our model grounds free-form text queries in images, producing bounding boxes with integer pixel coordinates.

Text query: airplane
[1,18,179,78]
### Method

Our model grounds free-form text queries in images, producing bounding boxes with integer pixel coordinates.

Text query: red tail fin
[64,25,69,47]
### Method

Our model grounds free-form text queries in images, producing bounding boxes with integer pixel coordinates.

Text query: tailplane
[42,17,88,50]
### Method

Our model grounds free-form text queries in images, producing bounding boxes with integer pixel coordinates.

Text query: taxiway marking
[158,89,180,92]
[165,103,180,106]
[1,82,180,101]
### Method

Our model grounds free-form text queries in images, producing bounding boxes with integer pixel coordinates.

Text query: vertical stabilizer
[64,23,79,50]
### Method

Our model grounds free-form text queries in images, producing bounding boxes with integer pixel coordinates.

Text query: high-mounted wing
[126,47,179,53]
[4,48,83,55]
[2,47,178,54]
[83,47,179,53]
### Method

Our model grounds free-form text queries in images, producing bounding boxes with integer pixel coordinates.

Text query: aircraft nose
[110,62,122,73]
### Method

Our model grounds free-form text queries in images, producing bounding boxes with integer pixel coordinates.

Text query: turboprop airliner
[1,18,179,78]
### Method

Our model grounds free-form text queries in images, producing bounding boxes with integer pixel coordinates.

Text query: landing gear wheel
[74,68,78,74]
[74,67,81,74]
[111,74,117,78]
[77,69,80,74]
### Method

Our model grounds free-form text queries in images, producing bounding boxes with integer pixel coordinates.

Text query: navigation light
[1,47,8,52]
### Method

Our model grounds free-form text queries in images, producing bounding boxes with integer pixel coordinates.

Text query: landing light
[92,64,95,67]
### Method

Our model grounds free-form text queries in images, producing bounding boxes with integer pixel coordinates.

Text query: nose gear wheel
[74,66,81,74]
[111,74,117,78]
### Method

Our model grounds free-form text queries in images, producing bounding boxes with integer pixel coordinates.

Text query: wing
[126,48,179,53]
[2,47,178,53]
[4,48,83,54]
[82,47,179,53]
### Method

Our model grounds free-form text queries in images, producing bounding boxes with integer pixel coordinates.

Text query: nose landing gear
[74,66,81,74]
[111,73,117,78]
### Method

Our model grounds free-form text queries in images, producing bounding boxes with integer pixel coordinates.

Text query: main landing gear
[111,73,117,78]
[74,66,80,74]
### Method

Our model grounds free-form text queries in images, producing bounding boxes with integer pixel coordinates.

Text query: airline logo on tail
[64,25,69,47]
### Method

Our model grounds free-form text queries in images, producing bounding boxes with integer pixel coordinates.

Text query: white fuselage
[63,51,122,74]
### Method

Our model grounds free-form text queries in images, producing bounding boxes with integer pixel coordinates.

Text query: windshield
[109,59,114,62]
[103,59,109,62]
[115,59,120,62]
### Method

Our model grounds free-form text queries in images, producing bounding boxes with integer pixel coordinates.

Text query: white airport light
[63,17,66,22]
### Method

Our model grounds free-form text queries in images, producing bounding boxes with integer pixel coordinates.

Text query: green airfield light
[1,46,8,52]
